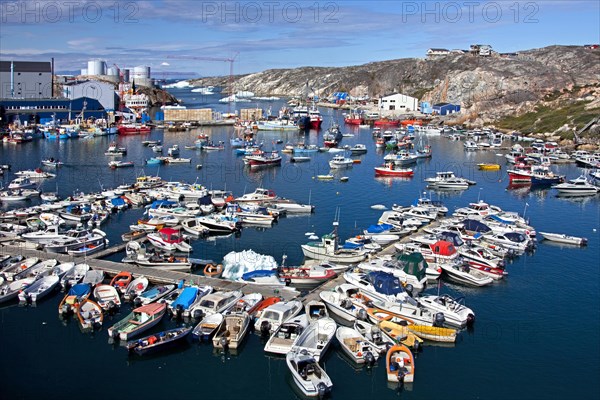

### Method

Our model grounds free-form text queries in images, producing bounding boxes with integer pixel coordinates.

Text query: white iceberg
[236,90,255,98]
[221,250,278,280]
[162,80,192,89]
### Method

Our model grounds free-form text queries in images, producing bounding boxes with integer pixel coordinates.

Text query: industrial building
[0,60,53,99]
[0,97,107,124]
[80,60,152,87]
[433,102,461,115]
[63,80,118,111]
[378,93,419,112]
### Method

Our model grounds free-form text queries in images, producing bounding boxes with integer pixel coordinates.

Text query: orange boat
[250,296,281,318]
[386,344,415,383]
[110,271,133,293]
[401,119,423,126]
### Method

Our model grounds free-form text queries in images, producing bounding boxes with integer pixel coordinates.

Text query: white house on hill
[378,93,418,112]
[427,48,450,57]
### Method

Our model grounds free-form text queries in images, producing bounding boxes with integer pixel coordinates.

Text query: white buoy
[371,204,387,210]
[305,232,315,236]
[309,235,319,240]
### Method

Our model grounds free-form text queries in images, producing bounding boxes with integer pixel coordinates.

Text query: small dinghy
[93,284,121,311]
[110,271,133,293]
[406,324,457,343]
[58,283,91,316]
[77,299,104,331]
[192,312,224,341]
[126,326,192,355]
[18,275,59,303]
[539,232,587,246]
[0,278,35,304]
[134,284,176,306]
[123,276,149,301]
[108,302,167,341]
[386,344,415,383]
[212,312,251,350]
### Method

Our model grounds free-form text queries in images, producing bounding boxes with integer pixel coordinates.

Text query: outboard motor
[364,351,375,366]
[397,368,406,385]
[193,309,204,320]
[61,303,72,316]
[219,336,229,350]
[404,284,414,297]
[357,308,368,321]
[467,313,475,326]
[133,297,142,307]
[317,382,328,399]
[175,304,184,319]
[260,321,271,336]
[433,312,446,327]
[371,326,382,344]
[284,278,292,287]
[340,299,352,309]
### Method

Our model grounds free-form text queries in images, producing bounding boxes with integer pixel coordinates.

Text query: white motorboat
[167,144,180,156]
[463,140,478,150]
[234,187,277,203]
[553,175,599,195]
[291,317,337,362]
[93,284,122,311]
[8,176,36,190]
[60,263,90,290]
[264,314,310,355]
[14,169,56,179]
[319,284,370,324]
[43,228,107,253]
[538,232,587,246]
[187,214,241,234]
[353,319,394,354]
[18,275,59,303]
[439,262,494,287]
[180,218,210,236]
[342,270,414,304]
[286,349,333,398]
[458,246,506,279]
[254,300,303,336]
[329,154,353,169]
[425,171,472,190]
[400,206,438,222]
[336,326,379,365]
[357,255,428,293]
[13,259,58,281]
[1,257,39,281]
[417,294,475,327]
[483,232,532,253]
[188,290,243,320]
[82,270,104,287]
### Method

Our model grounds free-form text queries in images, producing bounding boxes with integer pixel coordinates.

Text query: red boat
[374,118,400,126]
[118,124,152,135]
[401,119,423,126]
[250,296,281,318]
[110,271,133,294]
[344,117,363,125]
[278,266,337,288]
[374,163,414,177]
[309,107,323,129]
[324,140,338,148]
[245,150,282,167]
[507,164,532,182]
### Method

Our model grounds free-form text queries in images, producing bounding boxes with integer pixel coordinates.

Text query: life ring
[204,263,223,277]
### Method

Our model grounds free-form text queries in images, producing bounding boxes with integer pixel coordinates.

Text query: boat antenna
[477,188,483,202]
[308,189,312,206]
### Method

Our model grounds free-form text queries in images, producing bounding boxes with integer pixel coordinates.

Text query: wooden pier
[0,242,299,301]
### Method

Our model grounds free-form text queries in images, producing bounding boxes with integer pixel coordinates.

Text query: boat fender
[365,351,375,366]
[357,309,368,321]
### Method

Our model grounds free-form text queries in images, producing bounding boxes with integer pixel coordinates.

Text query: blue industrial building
[420,101,433,114]
[433,103,461,115]
[0,97,107,124]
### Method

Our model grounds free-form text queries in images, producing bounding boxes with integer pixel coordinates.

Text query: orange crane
[167,53,239,110]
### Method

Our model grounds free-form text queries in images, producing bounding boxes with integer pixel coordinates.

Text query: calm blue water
[0,91,598,400]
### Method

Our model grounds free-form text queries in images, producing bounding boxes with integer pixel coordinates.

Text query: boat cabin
[158,228,184,244]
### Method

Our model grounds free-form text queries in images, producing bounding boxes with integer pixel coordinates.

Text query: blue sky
[1,0,598,77]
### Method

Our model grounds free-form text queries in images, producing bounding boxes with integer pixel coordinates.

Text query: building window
[17,72,21,75]
[39,73,42,76]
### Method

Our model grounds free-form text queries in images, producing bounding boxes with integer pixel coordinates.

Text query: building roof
[0,61,51,73]
[380,93,417,100]
[433,102,451,107]
[428,48,449,52]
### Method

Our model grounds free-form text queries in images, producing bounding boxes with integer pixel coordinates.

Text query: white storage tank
[132,65,151,80]
[107,66,119,76]
[80,68,88,75]
[87,60,105,76]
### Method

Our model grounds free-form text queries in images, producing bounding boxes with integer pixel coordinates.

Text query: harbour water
[1,93,599,399]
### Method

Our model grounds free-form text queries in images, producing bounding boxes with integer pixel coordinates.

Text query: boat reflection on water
[375,176,413,187]
[387,380,414,393]
[335,346,380,374]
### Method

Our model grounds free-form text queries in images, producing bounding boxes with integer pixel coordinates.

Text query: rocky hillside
[191,45,600,133]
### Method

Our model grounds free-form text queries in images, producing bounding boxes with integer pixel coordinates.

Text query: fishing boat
[41,158,64,168]
[264,314,310,354]
[350,144,368,155]
[278,265,337,289]
[374,163,414,177]
[192,313,224,341]
[13,259,58,281]
[316,174,334,180]
[107,302,167,341]
[301,225,368,264]
[318,284,370,323]
[291,317,337,362]
[336,326,380,365]
[286,349,333,398]
[538,232,588,246]
[93,284,121,311]
[104,142,127,156]
[126,327,192,355]
[425,171,472,190]
[329,154,353,169]
[76,299,104,331]
[117,123,151,135]
[18,275,59,303]
[8,176,36,190]
[290,156,311,163]
[245,150,282,167]
[147,227,193,253]
[212,312,251,350]
[386,344,415,383]
[14,169,56,179]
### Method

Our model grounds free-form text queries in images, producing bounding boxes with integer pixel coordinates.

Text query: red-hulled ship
[374,163,414,177]
[344,110,364,125]
[374,118,400,126]
[244,150,282,167]
[309,106,323,129]
[118,123,152,135]
[507,164,532,182]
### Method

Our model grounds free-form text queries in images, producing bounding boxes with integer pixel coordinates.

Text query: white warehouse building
[378,93,419,112]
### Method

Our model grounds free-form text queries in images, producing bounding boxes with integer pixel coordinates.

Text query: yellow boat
[378,320,423,349]
[478,163,501,171]
[407,324,457,343]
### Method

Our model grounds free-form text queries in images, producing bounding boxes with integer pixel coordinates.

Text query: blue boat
[146,157,163,166]
[365,223,394,234]
[169,287,199,316]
